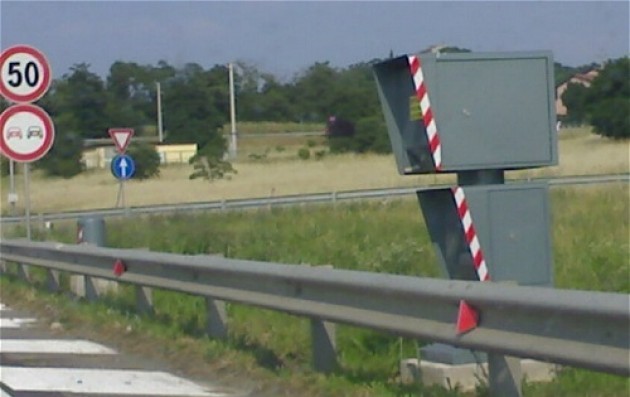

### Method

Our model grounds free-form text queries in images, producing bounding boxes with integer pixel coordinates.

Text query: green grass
[2,184,628,396]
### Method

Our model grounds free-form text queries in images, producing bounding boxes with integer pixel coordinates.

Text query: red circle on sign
[0,45,52,103]
[0,104,55,162]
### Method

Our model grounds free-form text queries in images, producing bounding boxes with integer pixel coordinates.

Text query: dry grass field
[0,127,627,214]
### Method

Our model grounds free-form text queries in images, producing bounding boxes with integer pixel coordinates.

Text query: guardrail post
[46,270,60,292]
[488,353,523,397]
[311,318,337,373]
[135,286,154,315]
[71,216,118,301]
[84,276,100,302]
[16,263,31,283]
[205,297,228,339]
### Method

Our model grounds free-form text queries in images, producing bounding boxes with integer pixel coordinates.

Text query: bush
[589,97,630,140]
[565,57,630,140]
[0,156,9,177]
[125,142,160,180]
[189,140,236,182]
[314,150,326,160]
[588,58,630,140]
[297,147,310,160]
[562,83,590,125]
[328,115,391,154]
[35,132,84,178]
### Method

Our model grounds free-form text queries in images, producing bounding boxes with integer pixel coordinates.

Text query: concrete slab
[400,358,558,391]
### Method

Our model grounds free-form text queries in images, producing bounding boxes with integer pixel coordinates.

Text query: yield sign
[108,128,134,153]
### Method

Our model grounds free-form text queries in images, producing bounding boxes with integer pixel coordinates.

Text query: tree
[126,142,160,180]
[35,127,85,178]
[0,156,9,177]
[586,57,629,139]
[292,62,339,122]
[554,62,576,87]
[33,64,106,177]
[328,115,390,154]
[105,61,149,132]
[53,64,109,139]
[188,134,236,182]
[562,83,590,124]
[163,63,227,147]
[0,96,9,112]
[0,98,9,176]
[437,46,472,54]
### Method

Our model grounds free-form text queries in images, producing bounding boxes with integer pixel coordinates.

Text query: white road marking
[0,318,36,328]
[0,302,234,396]
[0,339,117,354]
[0,366,227,396]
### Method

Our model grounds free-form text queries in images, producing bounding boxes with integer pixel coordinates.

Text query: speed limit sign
[0,45,52,103]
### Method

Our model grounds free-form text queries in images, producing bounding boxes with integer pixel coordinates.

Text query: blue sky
[1,1,628,80]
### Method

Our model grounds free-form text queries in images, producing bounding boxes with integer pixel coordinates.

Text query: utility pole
[156,82,164,143]
[228,63,237,159]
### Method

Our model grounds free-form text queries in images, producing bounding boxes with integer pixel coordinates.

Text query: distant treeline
[1,47,624,178]
[0,46,604,148]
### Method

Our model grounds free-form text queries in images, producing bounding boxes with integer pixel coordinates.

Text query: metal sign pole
[115,181,122,208]
[121,180,126,208]
[9,159,16,215]
[23,162,31,240]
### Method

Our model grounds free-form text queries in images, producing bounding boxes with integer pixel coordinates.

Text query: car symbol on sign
[27,126,43,139]
[6,127,22,139]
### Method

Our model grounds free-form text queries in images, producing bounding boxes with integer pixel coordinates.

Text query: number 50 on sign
[0,45,52,103]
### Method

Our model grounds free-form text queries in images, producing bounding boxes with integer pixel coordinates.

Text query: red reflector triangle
[456,300,479,334]
[113,259,126,277]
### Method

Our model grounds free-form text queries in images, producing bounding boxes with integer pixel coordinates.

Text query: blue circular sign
[111,154,135,180]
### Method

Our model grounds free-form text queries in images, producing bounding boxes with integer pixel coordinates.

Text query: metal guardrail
[1,239,628,380]
[1,174,628,225]
[84,131,325,147]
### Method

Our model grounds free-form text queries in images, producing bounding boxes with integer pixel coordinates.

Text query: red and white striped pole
[407,55,443,171]
[408,54,490,333]
[452,186,491,334]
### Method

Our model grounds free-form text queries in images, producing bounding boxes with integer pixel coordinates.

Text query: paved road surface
[0,302,242,397]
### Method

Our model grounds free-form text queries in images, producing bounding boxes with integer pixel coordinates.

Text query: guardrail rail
[0,238,628,397]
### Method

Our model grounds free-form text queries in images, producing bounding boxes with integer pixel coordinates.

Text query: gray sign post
[374,51,558,396]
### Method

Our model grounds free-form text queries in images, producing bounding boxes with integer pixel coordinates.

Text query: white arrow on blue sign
[111,154,135,180]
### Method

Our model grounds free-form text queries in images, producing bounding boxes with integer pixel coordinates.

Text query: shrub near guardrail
[9,185,629,396]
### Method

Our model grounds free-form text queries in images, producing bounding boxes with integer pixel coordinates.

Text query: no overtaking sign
[0,103,55,162]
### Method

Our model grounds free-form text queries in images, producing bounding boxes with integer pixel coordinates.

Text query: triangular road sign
[108,128,134,153]
[456,300,479,335]
[113,259,126,277]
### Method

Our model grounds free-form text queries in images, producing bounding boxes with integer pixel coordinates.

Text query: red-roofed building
[556,69,600,116]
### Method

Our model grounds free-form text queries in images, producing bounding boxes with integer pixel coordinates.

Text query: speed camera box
[417,183,553,286]
[373,51,558,174]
